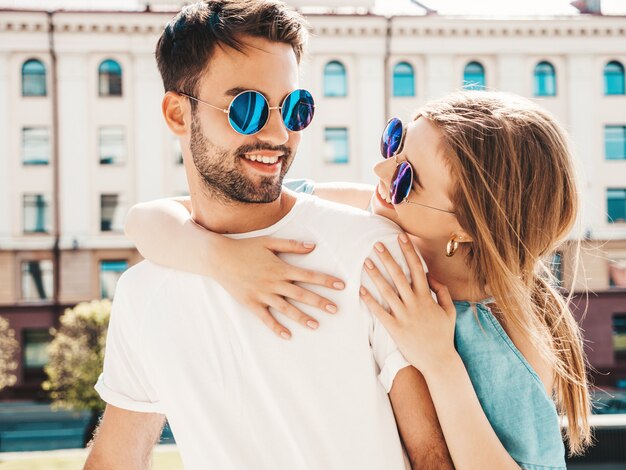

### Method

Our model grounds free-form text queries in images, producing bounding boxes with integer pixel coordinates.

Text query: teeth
[244,154,279,164]
[378,187,392,204]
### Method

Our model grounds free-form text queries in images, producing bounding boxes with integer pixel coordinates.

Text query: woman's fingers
[277,283,338,314]
[372,242,414,304]
[363,257,406,317]
[264,237,317,255]
[288,266,345,291]
[266,295,320,334]
[427,274,456,317]
[252,305,292,340]
[359,286,398,334]
[397,233,429,296]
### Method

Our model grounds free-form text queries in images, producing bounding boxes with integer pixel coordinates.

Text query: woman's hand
[213,236,345,340]
[359,233,458,375]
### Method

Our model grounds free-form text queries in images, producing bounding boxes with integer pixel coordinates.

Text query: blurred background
[0,0,625,468]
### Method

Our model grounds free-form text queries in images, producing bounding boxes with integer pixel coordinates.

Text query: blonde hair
[419,91,591,455]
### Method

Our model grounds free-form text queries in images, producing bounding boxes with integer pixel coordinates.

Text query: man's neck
[190,188,296,235]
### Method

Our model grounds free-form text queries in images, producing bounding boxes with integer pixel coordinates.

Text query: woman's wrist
[187,217,228,278]
[419,349,464,384]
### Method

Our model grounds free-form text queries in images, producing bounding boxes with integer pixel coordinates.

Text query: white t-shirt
[95,192,416,470]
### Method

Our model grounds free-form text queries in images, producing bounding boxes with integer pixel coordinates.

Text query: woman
[125,91,591,468]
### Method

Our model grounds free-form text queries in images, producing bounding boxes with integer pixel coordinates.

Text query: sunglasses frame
[381,118,456,215]
[179,89,315,136]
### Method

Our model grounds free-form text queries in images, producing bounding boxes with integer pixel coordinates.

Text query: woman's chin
[372,197,399,222]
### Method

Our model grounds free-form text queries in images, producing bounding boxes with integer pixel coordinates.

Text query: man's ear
[162,91,188,136]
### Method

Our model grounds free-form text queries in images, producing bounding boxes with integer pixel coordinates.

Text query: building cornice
[0,10,625,38]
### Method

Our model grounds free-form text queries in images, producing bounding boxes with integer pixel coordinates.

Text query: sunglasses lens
[390,162,413,205]
[381,118,403,159]
[282,89,315,132]
[228,91,269,135]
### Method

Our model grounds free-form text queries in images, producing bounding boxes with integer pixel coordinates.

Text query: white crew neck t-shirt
[95,191,416,470]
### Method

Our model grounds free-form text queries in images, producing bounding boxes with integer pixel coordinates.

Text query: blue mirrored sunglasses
[380,117,456,214]
[180,89,315,136]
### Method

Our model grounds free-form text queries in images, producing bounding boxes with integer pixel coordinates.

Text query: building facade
[0,1,625,398]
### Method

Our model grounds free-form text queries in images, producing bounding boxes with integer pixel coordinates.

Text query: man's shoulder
[115,260,178,304]
[298,194,403,242]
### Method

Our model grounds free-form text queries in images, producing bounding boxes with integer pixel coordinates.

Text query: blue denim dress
[284,179,567,469]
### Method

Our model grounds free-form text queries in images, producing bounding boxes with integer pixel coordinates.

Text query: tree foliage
[0,316,18,391]
[44,300,111,412]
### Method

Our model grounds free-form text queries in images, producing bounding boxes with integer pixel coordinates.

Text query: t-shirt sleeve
[283,178,316,195]
[95,274,164,413]
[361,233,427,393]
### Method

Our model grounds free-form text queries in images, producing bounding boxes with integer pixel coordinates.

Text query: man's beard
[189,113,293,204]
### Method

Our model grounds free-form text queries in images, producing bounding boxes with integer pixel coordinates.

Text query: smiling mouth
[242,154,282,165]
[377,184,393,205]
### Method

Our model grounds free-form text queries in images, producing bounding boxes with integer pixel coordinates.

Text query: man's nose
[257,107,289,146]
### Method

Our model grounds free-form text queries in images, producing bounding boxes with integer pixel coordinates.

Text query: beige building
[0,0,625,397]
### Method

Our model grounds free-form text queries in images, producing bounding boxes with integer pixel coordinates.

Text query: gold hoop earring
[446,236,460,257]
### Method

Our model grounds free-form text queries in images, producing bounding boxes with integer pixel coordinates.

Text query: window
[22,127,50,165]
[605,125,626,160]
[609,260,626,288]
[549,251,563,287]
[98,59,122,97]
[100,260,129,299]
[99,126,126,165]
[463,61,485,90]
[613,314,626,360]
[608,189,626,223]
[21,260,53,301]
[393,62,415,97]
[22,59,46,97]
[22,328,53,381]
[605,61,625,96]
[324,128,349,164]
[323,61,347,97]
[100,194,125,232]
[23,194,50,233]
[534,61,557,97]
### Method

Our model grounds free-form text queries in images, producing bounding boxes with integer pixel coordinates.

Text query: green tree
[0,316,18,391]
[43,299,111,412]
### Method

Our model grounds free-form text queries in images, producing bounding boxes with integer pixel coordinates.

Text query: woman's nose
[373,156,397,184]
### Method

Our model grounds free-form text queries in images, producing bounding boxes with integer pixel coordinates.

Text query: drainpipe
[47,11,61,310]
[383,15,391,121]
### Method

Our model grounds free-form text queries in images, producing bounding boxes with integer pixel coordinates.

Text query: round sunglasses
[180,89,315,136]
[380,117,456,214]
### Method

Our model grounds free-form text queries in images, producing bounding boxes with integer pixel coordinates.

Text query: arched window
[605,61,625,96]
[393,62,415,97]
[463,61,485,90]
[98,59,122,97]
[323,61,347,97]
[22,59,47,96]
[534,61,557,97]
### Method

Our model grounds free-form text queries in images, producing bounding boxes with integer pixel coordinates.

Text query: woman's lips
[375,184,394,209]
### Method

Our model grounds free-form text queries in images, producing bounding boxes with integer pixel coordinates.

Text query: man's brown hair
[155,0,309,96]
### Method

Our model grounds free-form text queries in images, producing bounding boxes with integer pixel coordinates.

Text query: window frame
[21,58,47,97]
[392,61,415,98]
[323,60,348,98]
[98,59,123,97]
[533,61,557,97]
[324,127,350,164]
[463,61,486,91]
[604,60,625,96]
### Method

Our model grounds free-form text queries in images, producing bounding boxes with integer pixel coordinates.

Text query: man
[85,1,452,469]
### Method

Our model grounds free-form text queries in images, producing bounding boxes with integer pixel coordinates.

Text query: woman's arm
[124,197,346,339]
[313,182,374,211]
[360,236,521,470]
